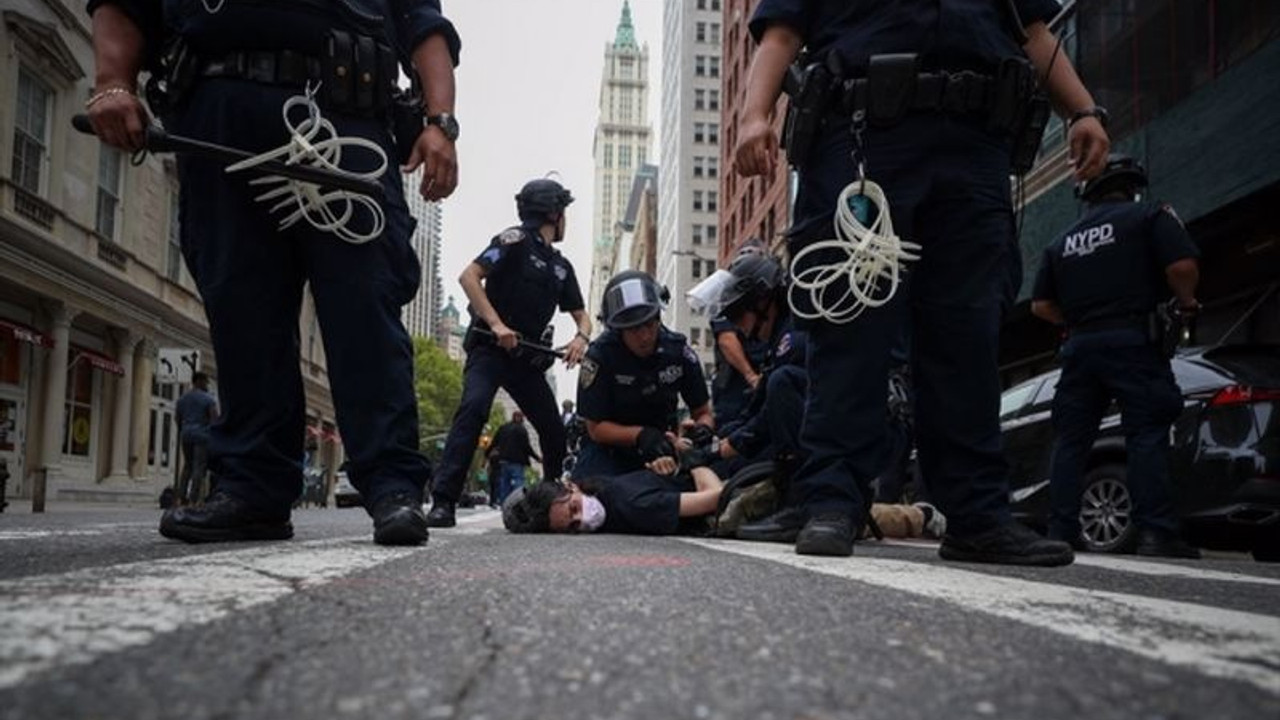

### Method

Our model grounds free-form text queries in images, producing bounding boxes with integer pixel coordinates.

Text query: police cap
[1079,154,1148,202]
[600,270,666,330]
[516,178,574,223]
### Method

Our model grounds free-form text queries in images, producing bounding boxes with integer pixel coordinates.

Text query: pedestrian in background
[489,411,540,505]
[1032,154,1201,559]
[174,372,218,505]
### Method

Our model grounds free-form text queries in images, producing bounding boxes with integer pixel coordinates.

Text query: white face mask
[580,494,607,533]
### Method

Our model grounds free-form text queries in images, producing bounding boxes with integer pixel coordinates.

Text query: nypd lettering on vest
[1063,223,1116,258]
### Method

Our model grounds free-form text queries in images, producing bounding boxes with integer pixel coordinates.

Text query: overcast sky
[433,0,666,405]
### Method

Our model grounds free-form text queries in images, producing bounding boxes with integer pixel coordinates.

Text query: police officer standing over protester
[1032,155,1201,559]
[86,0,460,545]
[426,178,591,527]
[735,1,1111,560]
[574,271,714,480]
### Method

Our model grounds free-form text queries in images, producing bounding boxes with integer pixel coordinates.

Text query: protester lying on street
[502,453,945,540]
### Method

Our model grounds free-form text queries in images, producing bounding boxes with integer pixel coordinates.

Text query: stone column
[35,303,78,510]
[104,329,138,483]
[129,338,154,480]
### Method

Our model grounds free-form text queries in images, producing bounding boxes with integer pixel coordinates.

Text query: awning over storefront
[0,318,52,348]
[71,346,125,375]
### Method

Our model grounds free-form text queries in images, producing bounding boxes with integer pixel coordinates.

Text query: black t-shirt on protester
[594,469,693,536]
[470,226,584,340]
[1032,201,1199,328]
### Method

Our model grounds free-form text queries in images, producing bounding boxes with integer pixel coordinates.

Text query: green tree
[413,336,463,457]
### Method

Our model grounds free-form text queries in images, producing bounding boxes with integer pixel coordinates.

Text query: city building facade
[658,0,724,368]
[589,0,653,321]
[401,170,443,340]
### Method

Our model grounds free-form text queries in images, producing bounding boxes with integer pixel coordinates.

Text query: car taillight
[1208,385,1280,407]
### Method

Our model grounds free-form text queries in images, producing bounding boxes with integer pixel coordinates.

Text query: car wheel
[1079,464,1137,553]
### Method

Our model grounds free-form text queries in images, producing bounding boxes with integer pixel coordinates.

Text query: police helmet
[600,270,666,330]
[719,253,786,320]
[1079,154,1148,203]
[516,178,575,223]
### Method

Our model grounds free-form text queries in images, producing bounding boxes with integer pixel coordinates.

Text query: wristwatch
[1068,106,1109,129]
[425,112,460,142]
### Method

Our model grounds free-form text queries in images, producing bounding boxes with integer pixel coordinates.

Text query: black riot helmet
[719,253,786,321]
[516,178,575,223]
[600,270,667,330]
[1078,154,1148,203]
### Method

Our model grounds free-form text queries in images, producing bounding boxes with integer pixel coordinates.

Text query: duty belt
[201,50,322,87]
[1069,315,1148,335]
[835,71,995,118]
[199,44,393,115]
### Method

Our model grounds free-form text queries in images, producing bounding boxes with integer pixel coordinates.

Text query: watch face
[430,114,460,141]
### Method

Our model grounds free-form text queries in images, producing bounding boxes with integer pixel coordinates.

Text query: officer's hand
[403,124,458,202]
[1067,116,1110,182]
[745,372,762,390]
[735,115,778,178]
[491,322,519,350]
[636,426,675,462]
[646,456,679,476]
[87,87,149,153]
[563,335,589,368]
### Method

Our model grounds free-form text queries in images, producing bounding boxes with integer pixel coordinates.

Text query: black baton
[72,114,385,200]
[471,327,565,358]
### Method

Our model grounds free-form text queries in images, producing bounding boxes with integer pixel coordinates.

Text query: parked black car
[998,345,1279,561]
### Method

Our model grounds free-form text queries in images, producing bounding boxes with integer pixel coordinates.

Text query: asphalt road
[2,504,1278,720]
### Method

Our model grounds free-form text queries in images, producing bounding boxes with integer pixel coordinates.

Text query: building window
[710,23,721,44]
[167,188,182,281]
[604,145,613,169]
[13,67,52,195]
[694,122,706,143]
[708,89,720,111]
[695,55,706,77]
[620,145,632,170]
[693,156,704,178]
[707,191,718,212]
[96,149,123,240]
[707,224,718,243]
[707,156,719,178]
[692,224,704,245]
[709,57,721,78]
[63,359,96,457]
[708,122,720,145]
[694,89,706,111]
[691,327,702,347]
[692,257,704,280]
[697,0,705,9]
[696,22,706,43]
[693,190,704,212]
[711,0,720,10]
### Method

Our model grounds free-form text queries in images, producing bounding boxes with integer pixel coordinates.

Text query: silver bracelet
[85,86,134,110]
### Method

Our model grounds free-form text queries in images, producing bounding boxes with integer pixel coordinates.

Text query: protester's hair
[503,478,605,533]
[192,372,208,385]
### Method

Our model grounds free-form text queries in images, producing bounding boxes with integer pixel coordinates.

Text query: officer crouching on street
[573,271,714,480]
[1031,154,1201,559]
[426,178,592,527]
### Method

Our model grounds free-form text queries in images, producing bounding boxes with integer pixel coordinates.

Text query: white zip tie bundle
[788,179,921,324]
[225,90,388,245]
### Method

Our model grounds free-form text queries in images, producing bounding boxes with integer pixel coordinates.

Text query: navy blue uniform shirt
[471,226,584,339]
[577,328,710,431]
[88,0,461,66]
[749,0,1060,74]
[1033,201,1199,328]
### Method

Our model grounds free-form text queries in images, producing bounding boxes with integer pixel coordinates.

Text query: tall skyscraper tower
[589,0,653,321]
[659,0,723,369]
[402,170,444,340]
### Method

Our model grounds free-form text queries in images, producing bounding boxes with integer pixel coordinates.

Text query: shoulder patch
[1160,203,1184,228]
[683,344,699,364]
[499,228,525,246]
[579,358,599,389]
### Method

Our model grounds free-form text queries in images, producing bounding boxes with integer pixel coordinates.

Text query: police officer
[426,178,592,527]
[735,1,1110,560]
[87,0,460,545]
[1031,155,1201,559]
[710,240,771,431]
[574,271,713,480]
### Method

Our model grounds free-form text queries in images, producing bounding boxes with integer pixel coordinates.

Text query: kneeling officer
[1031,154,1201,559]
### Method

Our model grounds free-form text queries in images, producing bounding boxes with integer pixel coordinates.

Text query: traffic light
[479,434,491,450]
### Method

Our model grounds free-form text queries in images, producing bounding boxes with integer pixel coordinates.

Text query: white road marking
[681,538,1280,695]
[875,538,1280,587]
[0,538,418,689]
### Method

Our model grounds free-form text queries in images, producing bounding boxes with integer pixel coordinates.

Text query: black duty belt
[835,71,995,118]
[1069,315,1148,335]
[201,50,323,87]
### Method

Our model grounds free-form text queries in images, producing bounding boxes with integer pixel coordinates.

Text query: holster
[1148,300,1188,358]
[864,54,920,127]
[995,57,1050,174]
[391,90,423,165]
[781,61,834,169]
[145,36,199,115]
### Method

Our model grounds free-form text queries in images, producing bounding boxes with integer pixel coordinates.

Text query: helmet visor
[605,277,663,328]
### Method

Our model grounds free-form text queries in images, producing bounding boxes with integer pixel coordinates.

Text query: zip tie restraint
[225,89,387,245]
[788,179,921,324]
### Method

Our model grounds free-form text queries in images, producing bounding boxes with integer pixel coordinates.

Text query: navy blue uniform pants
[789,114,1019,535]
[172,79,429,513]
[1048,336,1183,539]
[570,438,645,481]
[431,345,564,503]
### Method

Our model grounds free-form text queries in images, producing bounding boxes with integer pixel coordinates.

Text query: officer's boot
[426,500,457,528]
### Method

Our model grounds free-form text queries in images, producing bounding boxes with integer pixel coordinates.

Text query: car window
[1030,372,1060,408]
[1000,380,1040,420]
[1172,358,1234,394]
[1190,349,1280,388]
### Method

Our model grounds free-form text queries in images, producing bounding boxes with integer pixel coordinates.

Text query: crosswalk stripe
[0,538,418,690]
[876,538,1280,587]
[680,537,1280,695]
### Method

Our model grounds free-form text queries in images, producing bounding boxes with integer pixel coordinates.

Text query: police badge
[579,358,599,388]
[499,228,524,245]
